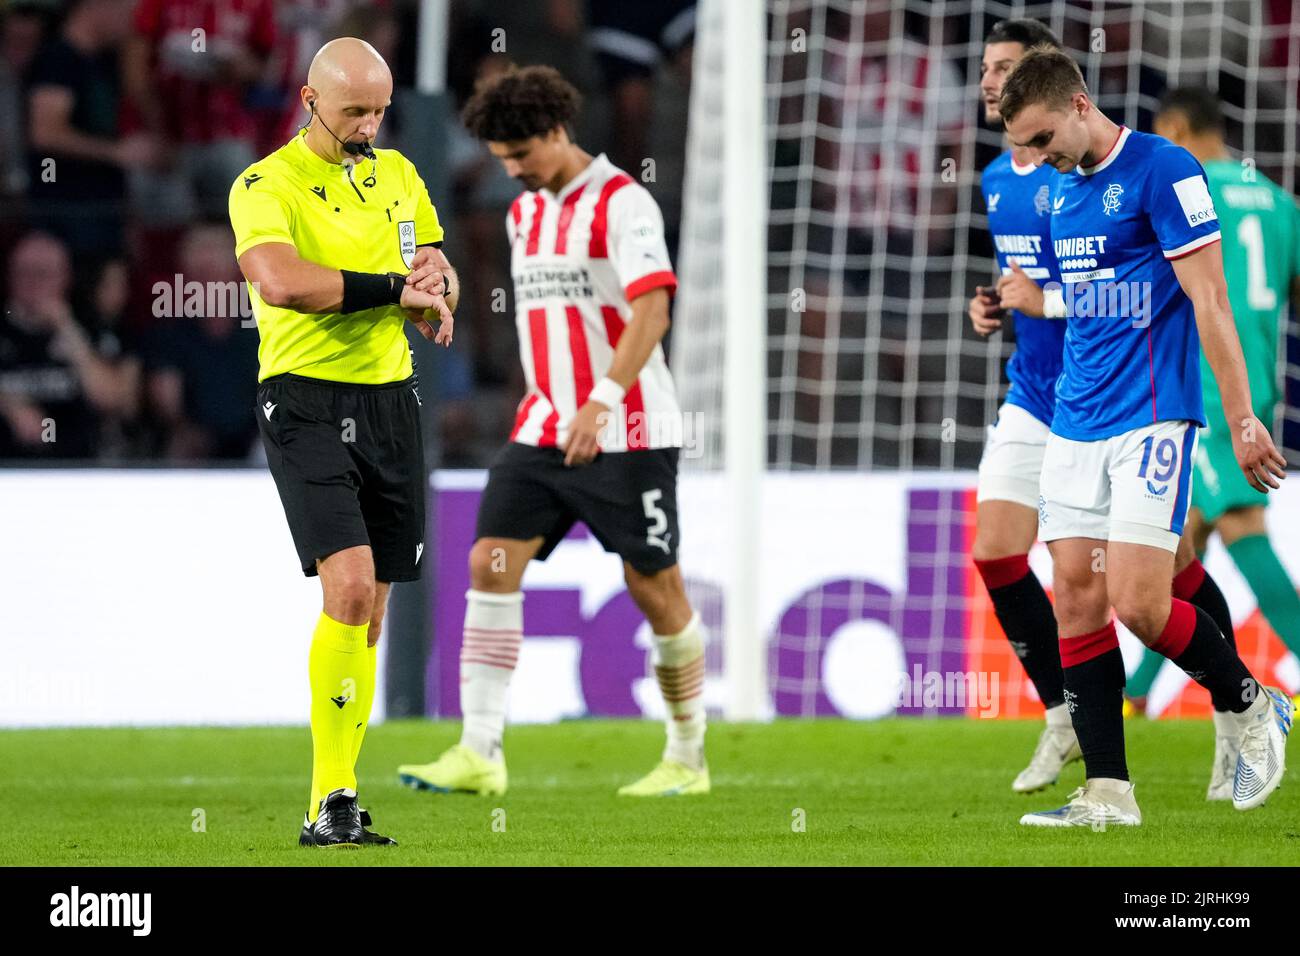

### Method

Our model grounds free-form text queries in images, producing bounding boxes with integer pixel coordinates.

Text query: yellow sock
[307,612,368,822]
[350,641,378,771]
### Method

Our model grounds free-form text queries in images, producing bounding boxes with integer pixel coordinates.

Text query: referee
[229,37,458,848]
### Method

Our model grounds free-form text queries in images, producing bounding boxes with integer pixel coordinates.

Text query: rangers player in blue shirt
[967,19,1077,795]
[999,48,1290,828]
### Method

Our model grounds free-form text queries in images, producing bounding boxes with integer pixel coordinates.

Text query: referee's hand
[400,284,454,347]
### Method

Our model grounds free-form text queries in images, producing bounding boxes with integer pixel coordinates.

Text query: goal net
[672,0,1300,719]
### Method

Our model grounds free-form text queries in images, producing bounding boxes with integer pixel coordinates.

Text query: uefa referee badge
[398,220,417,268]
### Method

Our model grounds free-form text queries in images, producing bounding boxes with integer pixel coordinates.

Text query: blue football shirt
[981,151,1066,427]
[1048,127,1221,440]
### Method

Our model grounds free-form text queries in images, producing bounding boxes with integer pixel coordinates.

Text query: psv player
[1000,49,1291,827]
[398,66,710,797]
[968,19,1077,793]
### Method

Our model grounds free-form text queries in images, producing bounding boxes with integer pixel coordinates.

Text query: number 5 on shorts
[642,489,671,554]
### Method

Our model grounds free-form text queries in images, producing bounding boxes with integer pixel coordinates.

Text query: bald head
[308,37,391,94]
[301,37,393,163]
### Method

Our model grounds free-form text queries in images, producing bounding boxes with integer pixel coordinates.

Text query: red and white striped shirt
[506,153,681,452]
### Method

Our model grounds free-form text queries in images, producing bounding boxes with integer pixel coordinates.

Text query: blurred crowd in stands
[11,0,1293,471]
[0,0,695,464]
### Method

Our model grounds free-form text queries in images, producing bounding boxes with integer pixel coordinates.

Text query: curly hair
[461,65,582,142]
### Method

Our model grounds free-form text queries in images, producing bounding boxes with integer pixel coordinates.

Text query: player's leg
[330,580,398,845]
[349,581,387,766]
[1220,506,1300,661]
[619,561,711,795]
[1106,422,1290,811]
[553,445,708,795]
[1107,538,1290,810]
[1195,421,1300,657]
[325,377,424,837]
[1127,514,1204,709]
[396,535,541,797]
[973,406,1073,791]
[398,443,568,796]
[1023,534,1143,827]
[1169,519,1245,799]
[256,375,374,846]
[1127,507,1239,711]
[973,500,1077,790]
[304,544,375,846]
[973,408,1065,712]
[1022,434,1140,827]
[973,500,1068,706]
[1020,535,1146,827]
[458,535,541,761]
[972,501,1055,685]
[1172,517,1236,650]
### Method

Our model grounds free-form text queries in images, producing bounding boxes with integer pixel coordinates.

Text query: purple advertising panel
[428,475,975,719]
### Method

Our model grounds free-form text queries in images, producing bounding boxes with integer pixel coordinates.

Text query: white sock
[458,589,523,763]
[1212,709,1237,739]
[1087,777,1133,796]
[652,611,707,770]
[1230,689,1270,731]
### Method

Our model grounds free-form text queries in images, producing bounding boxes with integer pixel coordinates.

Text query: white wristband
[588,377,627,409]
[1042,287,1067,319]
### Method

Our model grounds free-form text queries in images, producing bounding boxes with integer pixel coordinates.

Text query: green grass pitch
[4,718,1297,866]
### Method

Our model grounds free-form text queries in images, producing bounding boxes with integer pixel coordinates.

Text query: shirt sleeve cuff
[1164,231,1221,260]
[234,235,294,259]
[625,270,678,301]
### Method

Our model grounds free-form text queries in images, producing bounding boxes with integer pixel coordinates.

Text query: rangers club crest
[1033,184,1050,217]
[1102,183,1124,215]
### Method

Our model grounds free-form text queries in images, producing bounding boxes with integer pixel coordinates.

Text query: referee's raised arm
[227,36,458,849]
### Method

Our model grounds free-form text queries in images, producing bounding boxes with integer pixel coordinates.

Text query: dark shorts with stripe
[256,373,426,582]
[476,441,680,574]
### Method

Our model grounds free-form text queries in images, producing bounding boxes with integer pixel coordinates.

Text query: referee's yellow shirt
[228,129,445,384]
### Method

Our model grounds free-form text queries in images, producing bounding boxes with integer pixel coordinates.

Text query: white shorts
[976,403,1050,509]
[1037,420,1199,552]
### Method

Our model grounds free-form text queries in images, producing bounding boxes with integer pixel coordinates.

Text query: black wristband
[340,270,405,313]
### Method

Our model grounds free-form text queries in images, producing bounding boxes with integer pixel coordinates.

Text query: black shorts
[476,442,680,574]
[256,373,426,582]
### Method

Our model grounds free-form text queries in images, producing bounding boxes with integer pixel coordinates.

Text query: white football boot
[1206,710,1240,802]
[1232,687,1293,811]
[1012,703,1082,793]
[1020,779,1142,828]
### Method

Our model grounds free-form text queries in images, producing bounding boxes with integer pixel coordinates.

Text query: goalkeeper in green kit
[1126,88,1300,736]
